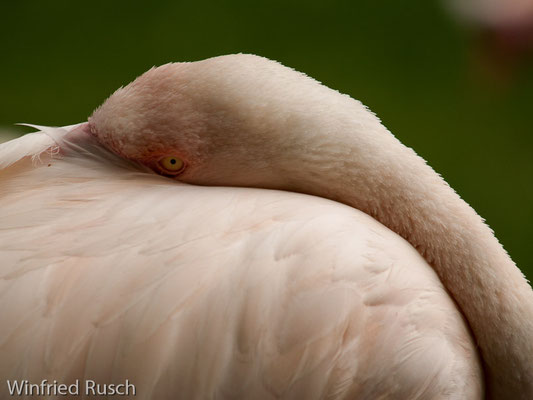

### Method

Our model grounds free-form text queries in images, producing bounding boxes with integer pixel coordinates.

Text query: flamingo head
[88,54,331,190]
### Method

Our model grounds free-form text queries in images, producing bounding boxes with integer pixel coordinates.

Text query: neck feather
[285,113,533,399]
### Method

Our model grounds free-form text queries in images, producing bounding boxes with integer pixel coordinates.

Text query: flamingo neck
[286,118,533,399]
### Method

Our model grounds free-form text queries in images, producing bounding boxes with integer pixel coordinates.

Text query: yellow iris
[158,156,184,173]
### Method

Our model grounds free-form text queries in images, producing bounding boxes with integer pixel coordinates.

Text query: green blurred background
[1,1,531,279]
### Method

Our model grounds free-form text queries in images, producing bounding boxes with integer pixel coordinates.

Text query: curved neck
[284,116,533,399]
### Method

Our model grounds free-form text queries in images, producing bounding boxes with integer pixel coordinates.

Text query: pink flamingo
[1,54,531,399]
[445,0,533,83]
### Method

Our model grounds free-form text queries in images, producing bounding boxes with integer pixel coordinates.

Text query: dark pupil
[170,159,176,165]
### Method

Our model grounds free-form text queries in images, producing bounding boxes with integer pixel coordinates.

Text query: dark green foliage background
[1,1,531,279]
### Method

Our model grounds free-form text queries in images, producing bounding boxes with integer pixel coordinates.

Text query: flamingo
[444,0,533,82]
[1,54,531,399]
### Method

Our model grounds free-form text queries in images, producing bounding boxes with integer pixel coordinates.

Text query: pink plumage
[1,54,531,399]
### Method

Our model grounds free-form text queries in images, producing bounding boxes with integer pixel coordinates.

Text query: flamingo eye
[158,156,185,174]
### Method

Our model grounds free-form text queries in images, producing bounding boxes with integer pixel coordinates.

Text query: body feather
[0,128,482,399]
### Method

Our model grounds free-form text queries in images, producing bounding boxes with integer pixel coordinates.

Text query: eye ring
[157,155,186,175]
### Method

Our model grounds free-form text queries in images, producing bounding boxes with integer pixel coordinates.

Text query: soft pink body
[1,54,531,399]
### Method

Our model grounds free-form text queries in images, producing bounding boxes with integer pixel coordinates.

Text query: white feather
[0,124,82,170]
